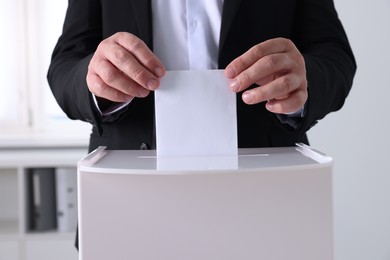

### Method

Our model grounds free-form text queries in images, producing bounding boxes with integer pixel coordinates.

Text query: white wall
[308,1,390,259]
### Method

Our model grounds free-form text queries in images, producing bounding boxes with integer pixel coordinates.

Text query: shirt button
[140,143,149,150]
[191,20,197,29]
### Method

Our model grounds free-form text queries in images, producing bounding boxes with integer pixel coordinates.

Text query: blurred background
[0,0,389,260]
[309,0,390,259]
[0,0,90,146]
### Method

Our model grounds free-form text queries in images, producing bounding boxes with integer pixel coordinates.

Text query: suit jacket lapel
[219,0,242,57]
[130,0,153,48]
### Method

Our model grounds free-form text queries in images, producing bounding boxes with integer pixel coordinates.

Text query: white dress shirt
[95,0,223,115]
[152,0,223,70]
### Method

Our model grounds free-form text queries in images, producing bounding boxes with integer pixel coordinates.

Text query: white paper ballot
[155,70,237,157]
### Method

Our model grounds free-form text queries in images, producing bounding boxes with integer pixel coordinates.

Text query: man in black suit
[48,0,355,152]
[48,0,355,249]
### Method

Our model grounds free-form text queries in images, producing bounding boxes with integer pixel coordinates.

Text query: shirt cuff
[275,104,307,129]
[284,106,305,117]
[92,94,133,116]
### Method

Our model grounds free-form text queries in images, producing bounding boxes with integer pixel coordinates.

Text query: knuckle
[132,67,147,83]
[116,31,127,38]
[100,67,117,84]
[263,55,277,69]
[114,32,131,43]
[124,84,135,95]
[128,37,145,53]
[294,53,305,70]
[252,44,265,58]
[285,38,294,47]
[110,88,126,102]
[298,89,308,104]
[113,48,128,64]
[235,56,248,71]
[239,71,251,87]
[99,39,110,50]
[279,37,294,49]
[94,79,106,93]
[143,54,156,68]
[91,79,106,96]
[113,32,123,38]
[280,76,294,93]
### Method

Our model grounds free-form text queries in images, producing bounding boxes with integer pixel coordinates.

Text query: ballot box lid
[78,143,332,174]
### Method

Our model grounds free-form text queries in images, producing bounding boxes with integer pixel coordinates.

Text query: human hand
[87,32,165,102]
[225,38,307,114]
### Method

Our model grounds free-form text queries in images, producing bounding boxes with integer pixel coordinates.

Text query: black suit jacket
[48,0,356,153]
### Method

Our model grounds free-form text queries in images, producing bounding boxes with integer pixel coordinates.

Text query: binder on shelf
[27,168,57,232]
[55,167,78,233]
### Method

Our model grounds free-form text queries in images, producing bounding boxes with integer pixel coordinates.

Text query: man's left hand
[225,38,307,114]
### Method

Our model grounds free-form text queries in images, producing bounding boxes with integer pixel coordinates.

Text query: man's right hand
[87,32,165,103]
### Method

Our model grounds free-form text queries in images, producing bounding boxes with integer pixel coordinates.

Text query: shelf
[0,219,19,237]
[0,125,90,149]
[0,147,82,260]
[0,169,18,232]
[0,147,88,168]
[25,231,75,241]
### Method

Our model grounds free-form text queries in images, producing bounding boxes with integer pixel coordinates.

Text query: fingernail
[124,95,134,102]
[230,79,240,92]
[154,67,164,78]
[266,102,274,111]
[139,88,150,97]
[147,78,158,90]
[242,92,252,104]
[225,67,236,78]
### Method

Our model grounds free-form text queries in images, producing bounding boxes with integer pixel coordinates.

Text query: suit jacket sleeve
[218,0,356,143]
[47,0,117,131]
[293,0,356,134]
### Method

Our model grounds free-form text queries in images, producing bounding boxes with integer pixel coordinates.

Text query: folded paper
[155,70,237,157]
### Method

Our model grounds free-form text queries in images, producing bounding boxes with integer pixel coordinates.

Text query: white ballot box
[77,145,333,260]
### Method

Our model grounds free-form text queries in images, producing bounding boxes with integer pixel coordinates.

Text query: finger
[105,43,161,91]
[230,53,295,92]
[241,74,301,104]
[94,59,150,98]
[115,33,165,78]
[87,72,149,103]
[225,38,294,79]
[265,89,308,114]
